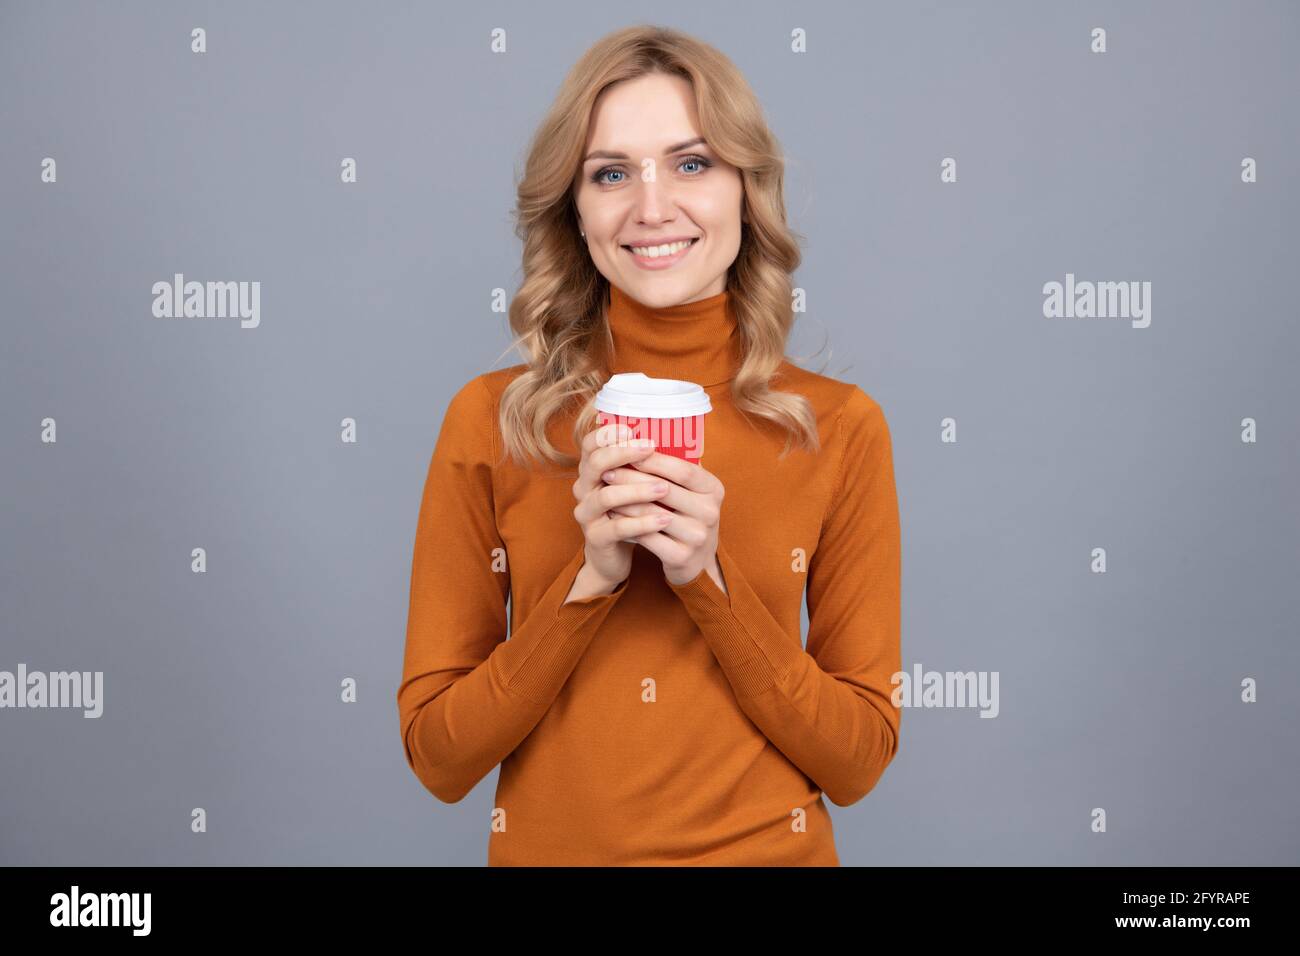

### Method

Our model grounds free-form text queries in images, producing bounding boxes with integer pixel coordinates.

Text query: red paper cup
[594,372,711,464]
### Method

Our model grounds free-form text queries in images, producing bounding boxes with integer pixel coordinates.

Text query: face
[573,72,745,307]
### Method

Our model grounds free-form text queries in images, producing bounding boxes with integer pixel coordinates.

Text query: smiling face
[573,71,745,308]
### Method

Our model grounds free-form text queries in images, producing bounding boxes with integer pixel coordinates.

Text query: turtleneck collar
[605,283,743,388]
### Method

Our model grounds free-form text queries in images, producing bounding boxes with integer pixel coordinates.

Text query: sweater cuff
[666,538,806,698]
[556,546,630,612]
[502,544,630,702]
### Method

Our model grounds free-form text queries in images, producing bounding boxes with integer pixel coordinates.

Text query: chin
[625,274,698,300]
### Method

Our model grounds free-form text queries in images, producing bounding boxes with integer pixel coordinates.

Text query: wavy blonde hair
[494,24,821,471]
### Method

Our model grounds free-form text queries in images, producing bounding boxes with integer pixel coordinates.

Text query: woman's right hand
[570,422,672,594]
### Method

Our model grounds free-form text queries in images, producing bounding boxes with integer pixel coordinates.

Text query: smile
[622,237,698,269]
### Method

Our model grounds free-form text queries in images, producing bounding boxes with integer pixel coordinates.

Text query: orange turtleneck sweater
[398,283,902,865]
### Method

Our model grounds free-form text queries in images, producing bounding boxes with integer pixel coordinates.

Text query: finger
[582,420,635,456]
[609,501,706,548]
[607,500,666,519]
[575,473,669,526]
[655,513,709,546]
[629,528,691,566]
[599,479,670,514]
[592,437,657,479]
[627,452,717,495]
[599,465,660,485]
[613,457,717,522]
[592,510,673,546]
[574,423,637,501]
[612,473,688,517]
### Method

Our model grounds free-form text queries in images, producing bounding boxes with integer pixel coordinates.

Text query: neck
[604,283,742,388]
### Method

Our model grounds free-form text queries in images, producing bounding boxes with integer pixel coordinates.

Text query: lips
[622,237,699,270]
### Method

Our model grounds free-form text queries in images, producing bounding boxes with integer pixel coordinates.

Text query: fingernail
[635,439,655,448]
[601,470,614,482]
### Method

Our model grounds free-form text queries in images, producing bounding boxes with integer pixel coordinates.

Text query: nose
[633,165,676,223]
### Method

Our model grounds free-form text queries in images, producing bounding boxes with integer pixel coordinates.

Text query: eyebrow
[583,137,707,163]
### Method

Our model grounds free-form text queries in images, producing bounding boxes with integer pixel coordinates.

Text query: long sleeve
[666,386,902,807]
[397,376,630,804]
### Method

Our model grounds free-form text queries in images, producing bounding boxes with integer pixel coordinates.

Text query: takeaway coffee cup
[594,372,711,464]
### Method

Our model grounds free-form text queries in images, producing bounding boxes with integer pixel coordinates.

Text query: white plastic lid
[594,372,712,418]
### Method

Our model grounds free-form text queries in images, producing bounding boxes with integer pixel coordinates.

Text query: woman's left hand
[599,451,727,592]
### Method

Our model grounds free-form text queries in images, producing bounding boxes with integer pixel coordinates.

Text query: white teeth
[628,239,694,257]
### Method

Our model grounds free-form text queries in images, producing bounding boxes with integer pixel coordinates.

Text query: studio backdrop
[1,0,1297,866]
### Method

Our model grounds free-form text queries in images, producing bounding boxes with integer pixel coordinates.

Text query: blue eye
[591,154,714,185]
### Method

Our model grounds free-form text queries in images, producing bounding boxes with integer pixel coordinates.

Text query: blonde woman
[398,24,901,866]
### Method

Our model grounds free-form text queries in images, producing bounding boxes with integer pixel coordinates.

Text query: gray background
[2,0,1297,865]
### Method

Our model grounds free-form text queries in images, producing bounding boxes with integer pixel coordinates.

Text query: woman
[397,25,901,866]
